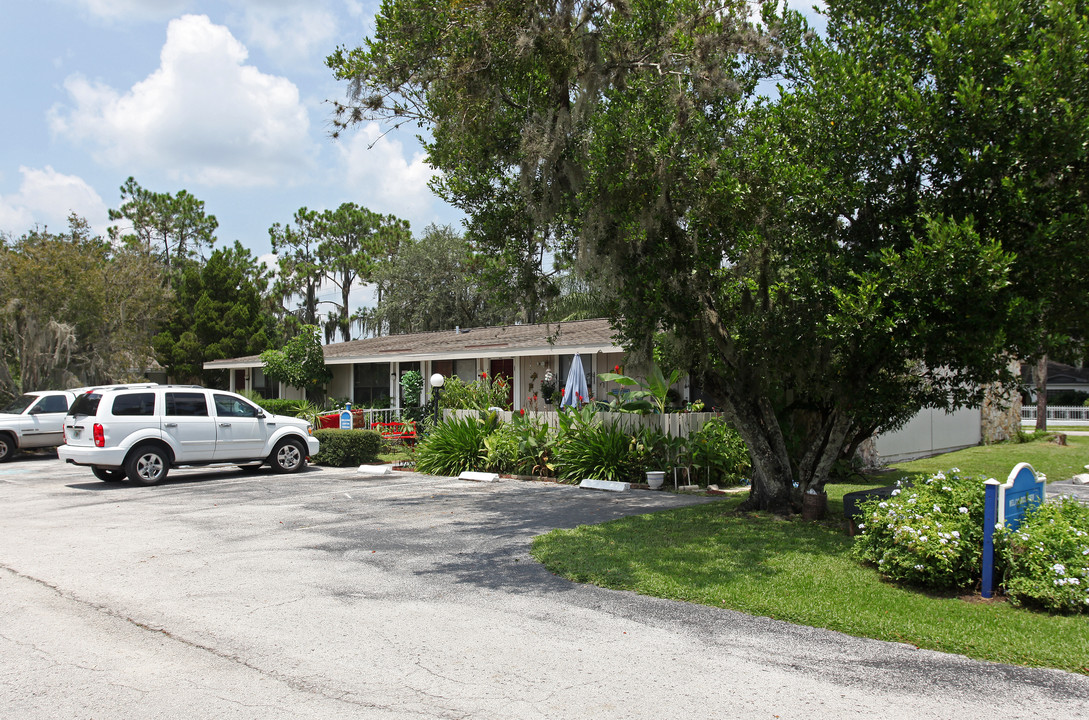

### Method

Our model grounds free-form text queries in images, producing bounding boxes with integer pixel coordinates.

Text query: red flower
[614,364,620,373]
[519,408,525,415]
[481,371,487,379]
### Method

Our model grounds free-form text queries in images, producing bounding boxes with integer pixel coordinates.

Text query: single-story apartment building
[204,318,645,412]
[204,317,1018,464]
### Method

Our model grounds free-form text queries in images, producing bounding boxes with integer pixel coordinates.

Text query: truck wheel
[0,433,13,462]
[92,467,127,482]
[125,444,170,485]
[270,438,306,474]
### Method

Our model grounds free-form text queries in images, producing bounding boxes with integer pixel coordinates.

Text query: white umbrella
[560,353,589,408]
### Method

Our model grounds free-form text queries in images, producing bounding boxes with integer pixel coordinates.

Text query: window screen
[353,362,391,406]
[111,393,156,416]
[166,392,208,417]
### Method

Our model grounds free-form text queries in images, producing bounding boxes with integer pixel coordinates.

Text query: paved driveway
[1,455,1086,719]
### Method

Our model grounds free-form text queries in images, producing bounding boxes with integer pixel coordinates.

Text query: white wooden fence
[445,409,722,437]
[1020,405,1089,426]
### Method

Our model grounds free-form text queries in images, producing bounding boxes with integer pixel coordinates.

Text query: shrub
[253,397,305,416]
[687,417,750,486]
[997,498,1089,613]
[312,429,382,467]
[554,406,638,483]
[852,469,986,590]
[438,374,511,411]
[483,419,522,474]
[484,413,555,476]
[415,414,496,476]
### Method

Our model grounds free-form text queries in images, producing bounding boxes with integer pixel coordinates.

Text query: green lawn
[531,436,1089,674]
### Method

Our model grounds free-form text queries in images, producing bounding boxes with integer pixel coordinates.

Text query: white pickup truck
[0,390,80,461]
[0,384,159,461]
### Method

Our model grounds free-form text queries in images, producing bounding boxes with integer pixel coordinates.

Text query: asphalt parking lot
[1,454,1087,719]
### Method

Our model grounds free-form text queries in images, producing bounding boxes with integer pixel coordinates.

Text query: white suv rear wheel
[126,445,170,485]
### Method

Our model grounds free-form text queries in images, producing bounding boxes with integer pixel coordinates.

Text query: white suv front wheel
[126,444,170,485]
[271,438,306,474]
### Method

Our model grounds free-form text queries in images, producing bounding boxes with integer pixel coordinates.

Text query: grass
[531,436,1089,674]
[885,434,1088,485]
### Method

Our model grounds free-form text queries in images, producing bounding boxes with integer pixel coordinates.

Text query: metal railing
[1020,405,1089,426]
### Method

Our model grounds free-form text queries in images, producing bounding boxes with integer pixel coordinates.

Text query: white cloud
[66,0,192,22]
[0,166,108,236]
[234,3,338,65]
[49,14,315,187]
[338,123,439,224]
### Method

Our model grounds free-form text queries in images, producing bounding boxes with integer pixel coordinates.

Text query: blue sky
[1,0,818,322]
[0,0,463,267]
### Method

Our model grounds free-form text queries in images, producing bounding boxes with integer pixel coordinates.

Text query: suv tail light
[93,423,105,447]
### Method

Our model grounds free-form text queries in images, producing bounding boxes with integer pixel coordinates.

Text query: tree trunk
[722,396,796,514]
[1034,355,1048,432]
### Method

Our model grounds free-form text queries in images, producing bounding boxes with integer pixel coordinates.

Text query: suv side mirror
[257,410,266,419]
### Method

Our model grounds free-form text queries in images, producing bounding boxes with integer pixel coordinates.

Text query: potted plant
[540,369,557,405]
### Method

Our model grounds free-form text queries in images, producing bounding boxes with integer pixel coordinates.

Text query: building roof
[203,318,624,370]
[1021,360,1089,386]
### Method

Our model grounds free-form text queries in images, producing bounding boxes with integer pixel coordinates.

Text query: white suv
[58,386,320,484]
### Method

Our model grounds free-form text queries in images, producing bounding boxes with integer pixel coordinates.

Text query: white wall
[873,406,982,464]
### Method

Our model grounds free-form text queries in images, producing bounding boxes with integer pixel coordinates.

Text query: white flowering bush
[852,470,986,590]
[997,498,1089,613]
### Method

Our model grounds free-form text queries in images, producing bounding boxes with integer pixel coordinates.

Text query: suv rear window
[111,392,156,416]
[68,393,101,417]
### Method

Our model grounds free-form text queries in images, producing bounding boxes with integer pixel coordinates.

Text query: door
[489,359,514,409]
[162,392,216,462]
[20,394,70,448]
[212,394,268,460]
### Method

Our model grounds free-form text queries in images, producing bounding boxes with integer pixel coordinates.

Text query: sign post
[340,402,353,430]
[981,463,1045,598]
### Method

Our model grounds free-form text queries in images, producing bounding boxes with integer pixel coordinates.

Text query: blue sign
[340,402,353,430]
[998,462,1045,531]
[982,463,1046,598]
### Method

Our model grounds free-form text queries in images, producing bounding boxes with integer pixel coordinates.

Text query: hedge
[312,429,382,467]
[253,398,306,416]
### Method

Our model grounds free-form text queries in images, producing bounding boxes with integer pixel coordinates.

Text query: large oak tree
[328,0,1089,512]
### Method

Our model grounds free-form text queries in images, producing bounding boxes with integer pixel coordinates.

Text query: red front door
[490,359,514,409]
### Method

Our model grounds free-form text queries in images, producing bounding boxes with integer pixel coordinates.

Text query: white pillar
[513,357,522,411]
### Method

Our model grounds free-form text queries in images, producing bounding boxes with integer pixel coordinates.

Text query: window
[353,363,391,406]
[112,393,156,416]
[557,354,575,387]
[68,394,101,417]
[34,395,70,413]
[431,359,477,384]
[166,392,208,417]
[214,394,260,418]
[398,362,421,406]
[3,395,36,414]
[252,368,279,399]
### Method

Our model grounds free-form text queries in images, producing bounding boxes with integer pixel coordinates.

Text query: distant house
[203,318,636,411]
[1021,360,1089,402]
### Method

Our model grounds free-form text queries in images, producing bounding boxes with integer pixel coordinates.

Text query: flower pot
[645,471,666,490]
